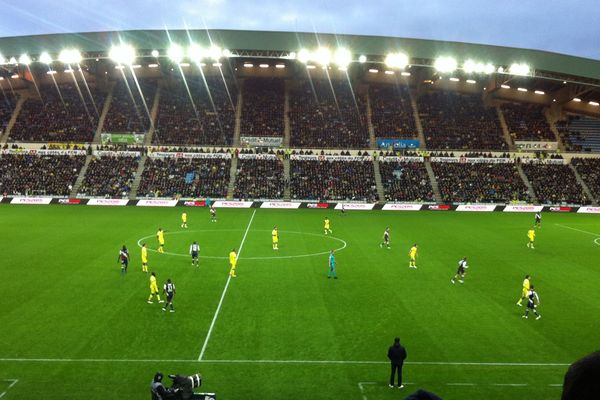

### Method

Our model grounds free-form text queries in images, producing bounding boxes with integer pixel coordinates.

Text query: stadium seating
[137,157,230,198]
[379,161,434,201]
[78,155,139,197]
[0,154,85,196]
[289,79,369,148]
[0,94,17,137]
[154,77,237,145]
[103,79,157,134]
[233,158,285,199]
[417,90,507,150]
[240,78,284,137]
[571,158,600,201]
[501,103,555,141]
[522,163,590,204]
[290,160,377,201]
[556,116,600,152]
[9,84,105,142]
[432,162,529,203]
[369,84,417,138]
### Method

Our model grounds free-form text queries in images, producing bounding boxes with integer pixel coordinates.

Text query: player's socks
[170,309,175,312]
[536,315,541,320]
[162,308,166,311]
[451,279,455,284]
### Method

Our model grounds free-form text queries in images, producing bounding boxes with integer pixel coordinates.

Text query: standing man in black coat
[388,337,407,388]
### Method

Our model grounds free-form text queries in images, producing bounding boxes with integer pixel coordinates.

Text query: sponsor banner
[430,157,513,164]
[377,139,420,149]
[520,158,565,165]
[240,136,283,147]
[87,198,129,206]
[382,203,423,211]
[137,199,178,207]
[577,206,600,214]
[149,152,231,160]
[57,198,83,205]
[290,155,373,162]
[10,197,53,205]
[182,200,207,207]
[306,202,331,209]
[427,204,452,211]
[334,203,375,211]
[237,153,279,160]
[1,149,86,156]
[379,156,424,163]
[95,151,141,158]
[213,200,253,208]
[503,205,544,212]
[101,133,145,145]
[456,204,497,212]
[515,141,558,151]
[260,201,302,209]
[546,206,573,212]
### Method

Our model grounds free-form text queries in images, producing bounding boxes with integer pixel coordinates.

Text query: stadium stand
[240,78,284,137]
[556,115,600,152]
[137,157,230,198]
[78,155,139,197]
[290,159,378,201]
[571,158,600,201]
[0,93,17,136]
[289,79,369,148]
[379,160,434,201]
[522,163,590,204]
[233,158,285,199]
[0,154,85,196]
[432,162,529,203]
[154,77,237,145]
[9,84,105,143]
[417,90,507,150]
[501,102,555,142]
[103,79,157,134]
[369,84,417,139]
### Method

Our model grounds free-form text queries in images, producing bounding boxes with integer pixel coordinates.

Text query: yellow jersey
[141,247,148,262]
[409,246,417,258]
[150,275,157,287]
[523,278,530,291]
[229,251,237,265]
[272,229,278,242]
[324,219,330,229]
[157,230,165,243]
[182,213,187,222]
[528,230,535,240]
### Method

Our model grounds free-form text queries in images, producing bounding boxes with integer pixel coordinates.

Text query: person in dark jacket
[388,337,407,388]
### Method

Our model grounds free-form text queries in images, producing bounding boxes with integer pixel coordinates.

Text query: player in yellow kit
[229,249,237,277]
[408,244,418,268]
[147,272,163,304]
[527,228,536,249]
[324,217,332,235]
[181,212,188,228]
[157,228,165,253]
[517,275,531,306]
[141,243,148,273]
[272,226,279,250]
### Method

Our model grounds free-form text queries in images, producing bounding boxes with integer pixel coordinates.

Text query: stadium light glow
[573,98,582,102]
[243,63,254,68]
[168,44,184,63]
[590,101,599,106]
[384,70,394,75]
[517,87,528,92]
[385,52,409,69]
[297,49,310,64]
[0,77,3,80]
[401,71,411,76]
[188,43,205,63]
[208,45,222,61]
[466,79,476,84]
[0,54,5,64]
[212,62,222,67]
[39,52,53,64]
[449,77,460,82]
[132,64,142,69]
[338,67,347,71]
[259,64,269,68]
[314,47,331,66]
[509,63,530,76]
[46,70,57,75]
[11,74,19,79]
[501,84,510,89]
[148,63,159,68]
[334,48,352,68]
[151,50,159,58]
[288,51,297,60]
[19,54,31,65]
[306,65,316,69]
[59,49,82,64]
[497,66,505,73]
[358,55,367,63]
[368,68,378,73]
[179,63,190,67]
[434,56,457,73]
[275,64,285,69]
[109,44,136,65]
[223,49,232,57]
[9,57,17,65]
[463,60,495,74]
[534,90,545,95]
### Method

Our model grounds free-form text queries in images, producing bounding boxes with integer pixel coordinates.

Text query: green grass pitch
[0,205,599,400]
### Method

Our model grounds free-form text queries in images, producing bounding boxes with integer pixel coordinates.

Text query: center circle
[136,229,347,260]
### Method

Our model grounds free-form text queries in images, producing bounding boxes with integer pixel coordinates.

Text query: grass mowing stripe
[197,209,257,361]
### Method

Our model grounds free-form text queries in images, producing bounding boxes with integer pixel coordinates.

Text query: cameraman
[151,372,173,400]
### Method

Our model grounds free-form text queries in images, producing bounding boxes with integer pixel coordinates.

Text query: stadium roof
[1,29,600,82]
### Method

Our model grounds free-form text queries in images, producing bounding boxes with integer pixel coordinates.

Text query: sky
[0,0,598,60]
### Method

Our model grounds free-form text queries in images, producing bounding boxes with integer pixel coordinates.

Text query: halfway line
[197,209,257,361]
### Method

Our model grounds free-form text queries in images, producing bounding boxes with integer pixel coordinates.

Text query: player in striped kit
[162,279,176,312]
[190,241,200,266]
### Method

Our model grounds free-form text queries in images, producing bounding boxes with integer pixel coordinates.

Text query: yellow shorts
[150,284,159,294]
[410,256,416,262]
[522,289,529,297]
[142,257,148,264]
[230,262,237,269]
[272,238,278,244]
[159,241,165,246]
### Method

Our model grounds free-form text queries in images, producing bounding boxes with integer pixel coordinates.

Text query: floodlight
[334,48,352,68]
[517,87,527,92]
[288,51,297,60]
[384,70,394,75]
[275,64,285,69]
[534,90,545,95]
[358,55,367,63]
[401,72,411,77]
[0,54,5,64]
[573,98,581,102]
[463,59,477,73]
[168,44,184,63]
[297,49,310,64]
[434,56,457,73]
[385,52,409,69]
[208,45,222,61]
[19,54,31,65]
[11,74,19,79]
[151,50,159,58]
[148,63,159,68]
[259,64,269,68]
[314,47,331,65]
[306,65,316,69]
[39,52,52,64]
[509,63,530,76]
[243,63,254,68]
[483,63,495,74]
[110,44,136,65]
[368,68,378,73]
[590,101,599,106]
[59,49,82,64]
[222,49,232,57]
[501,84,510,89]
[449,77,460,82]
[466,79,476,84]
[9,57,17,65]
[46,70,57,75]
[188,43,205,62]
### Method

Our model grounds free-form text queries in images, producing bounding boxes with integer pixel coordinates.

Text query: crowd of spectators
[154,77,236,145]
[290,160,377,201]
[289,79,369,148]
[418,90,507,150]
[9,84,105,143]
[0,94,17,137]
[240,78,284,137]
[369,84,417,138]
[502,103,555,141]
[571,158,600,202]
[0,154,84,196]
[432,162,529,203]
[78,156,139,198]
[137,157,230,198]
[233,158,285,199]
[522,163,590,204]
[379,161,434,201]
[103,79,157,134]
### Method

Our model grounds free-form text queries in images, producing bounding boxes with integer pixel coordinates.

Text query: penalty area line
[197,209,257,361]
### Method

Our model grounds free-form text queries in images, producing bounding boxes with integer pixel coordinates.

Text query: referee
[388,337,407,388]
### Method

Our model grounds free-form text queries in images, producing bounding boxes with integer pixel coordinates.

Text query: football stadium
[1,24,600,400]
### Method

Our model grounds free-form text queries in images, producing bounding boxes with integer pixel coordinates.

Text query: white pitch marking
[197,209,256,361]
[0,380,18,399]
[555,224,600,237]
[548,384,563,387]
[491,383,528,387]
[447,383,476,386]
[357,382,376,400]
